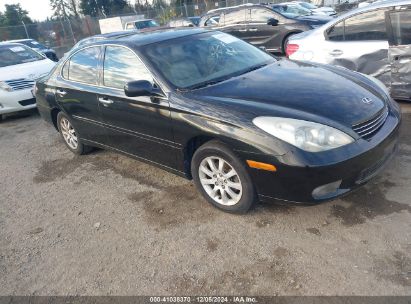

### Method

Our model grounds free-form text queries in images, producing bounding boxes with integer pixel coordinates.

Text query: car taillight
[285,44,299,57]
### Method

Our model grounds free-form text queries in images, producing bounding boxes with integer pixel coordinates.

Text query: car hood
[189,60,387,129]
[294,14,333,24]
[0,58,56,81]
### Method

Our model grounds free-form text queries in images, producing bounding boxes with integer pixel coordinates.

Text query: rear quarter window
[389,10,411,45]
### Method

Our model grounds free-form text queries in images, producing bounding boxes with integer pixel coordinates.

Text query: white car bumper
[0,88,36,115]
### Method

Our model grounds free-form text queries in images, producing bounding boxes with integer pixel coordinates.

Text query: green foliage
[50,0,77,19]
[79,0,131,17]
[1,4,33,26]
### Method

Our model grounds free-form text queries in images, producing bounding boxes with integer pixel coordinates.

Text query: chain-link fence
[0,0,356,58]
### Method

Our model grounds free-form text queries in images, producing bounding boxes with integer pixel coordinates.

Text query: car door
[219,9,248,41]
[56,46,107,143]
[244,8,285,51]
[323,9,391,86]
[386,7,411,100]
[97,45,177,168]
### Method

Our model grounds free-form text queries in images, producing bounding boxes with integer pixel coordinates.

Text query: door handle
[238,29,247,32]
[248,28,258,32]
[329,49,343,56]
[98,97,114,105]
[57,89,67,97]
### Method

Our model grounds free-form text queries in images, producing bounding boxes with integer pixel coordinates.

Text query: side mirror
[124,80,163,97]
[267,18,279,26]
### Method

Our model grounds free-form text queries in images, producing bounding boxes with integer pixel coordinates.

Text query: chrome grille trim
[5,78,35,91]
[352,106,389,140]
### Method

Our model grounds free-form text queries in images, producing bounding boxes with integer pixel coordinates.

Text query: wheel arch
[183,135,219,179]
[51,107,61,131]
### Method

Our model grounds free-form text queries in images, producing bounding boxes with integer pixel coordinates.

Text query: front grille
[352,106,389,140]
[18,98,36,106]
[5,78,35,91]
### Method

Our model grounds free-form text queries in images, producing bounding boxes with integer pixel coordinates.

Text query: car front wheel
[192,141,256,213]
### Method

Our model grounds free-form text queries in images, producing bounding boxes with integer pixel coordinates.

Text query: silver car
[287,0,411,100]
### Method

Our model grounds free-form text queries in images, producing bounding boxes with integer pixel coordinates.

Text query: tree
[2,4,33,26]
[0,12,6,26]
[69,0,80,17]
[50,0,71,19]
[79,0,131,17]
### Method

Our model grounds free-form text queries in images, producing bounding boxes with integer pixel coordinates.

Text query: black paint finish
[36,29,401,204]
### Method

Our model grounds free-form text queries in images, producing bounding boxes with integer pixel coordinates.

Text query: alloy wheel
[198,156,243,206]
[60,117,78,150]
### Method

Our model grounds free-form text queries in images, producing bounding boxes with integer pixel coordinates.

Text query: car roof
[0,42,28,48]
[110,28,209,47]
[132,19,154,22]
[92,30,138,39]
[7,39,34,42]
[334,0,411,21]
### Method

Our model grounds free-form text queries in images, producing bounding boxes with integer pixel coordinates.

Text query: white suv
[0,43,56,121]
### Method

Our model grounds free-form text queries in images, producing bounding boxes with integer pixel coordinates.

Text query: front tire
[191,140,256,213]
[57,112,92,155]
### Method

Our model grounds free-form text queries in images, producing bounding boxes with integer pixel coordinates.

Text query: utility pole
[21,20,29,38]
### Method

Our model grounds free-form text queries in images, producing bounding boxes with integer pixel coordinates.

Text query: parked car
[188,16,201,26]
[124,19,160,30]
[8,39,59,62]
[201,4,332,53]
[199,14,220,27]
[168,18,196,27]
[293,1,337,16]
[36,29,400,213]
[0,43,56,121]
[270,3,334,23]
[287,0,411,100]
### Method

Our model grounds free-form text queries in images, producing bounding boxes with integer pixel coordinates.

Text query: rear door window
[389,10,411,45]
[248,8,279,23]
[344,9,388,41]
[221,9,248,25]
[67,46,100,84]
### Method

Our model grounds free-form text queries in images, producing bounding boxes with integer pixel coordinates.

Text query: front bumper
[0,88,37,115]
[237,111,401,204]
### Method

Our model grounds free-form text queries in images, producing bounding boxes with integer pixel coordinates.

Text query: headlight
[253,117,354,152]
[0,81,13,92]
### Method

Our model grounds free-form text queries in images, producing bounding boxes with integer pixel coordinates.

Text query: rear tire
[191,140,256,213]
[57,112,92,155]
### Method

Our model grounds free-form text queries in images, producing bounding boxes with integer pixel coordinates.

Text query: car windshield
[135,20,159,29]
[142,31,275,89]
[272,4,312,16]
[19,40,47,50]
[0,45,45,67]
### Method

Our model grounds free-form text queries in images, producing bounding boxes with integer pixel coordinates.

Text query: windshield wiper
[184,63,269,91]
[186,77,231,90]
[236,63,268,76]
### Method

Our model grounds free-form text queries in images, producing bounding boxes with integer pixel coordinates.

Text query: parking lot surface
[1,103,411,295]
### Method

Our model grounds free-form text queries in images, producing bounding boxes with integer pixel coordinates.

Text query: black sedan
[199,4,332,53]
[36,29,400,213]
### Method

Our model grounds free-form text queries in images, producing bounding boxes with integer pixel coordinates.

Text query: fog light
[312,180,342,200]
